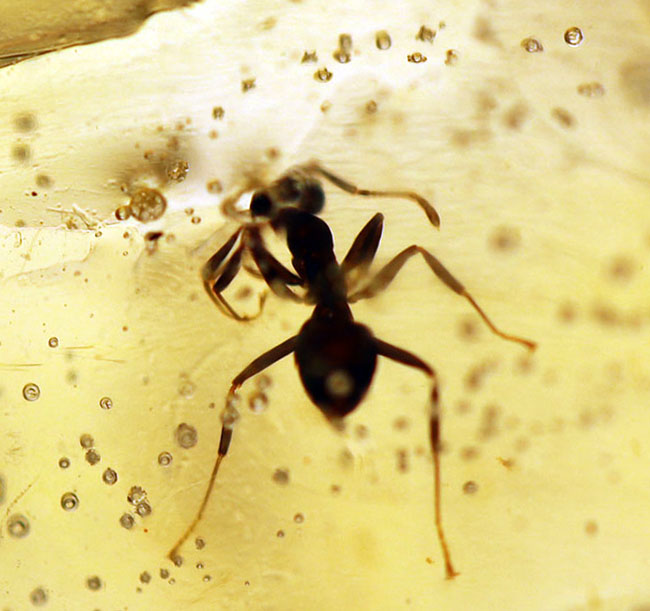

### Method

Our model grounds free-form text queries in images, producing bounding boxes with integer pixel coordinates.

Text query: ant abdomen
[295,316,377,420]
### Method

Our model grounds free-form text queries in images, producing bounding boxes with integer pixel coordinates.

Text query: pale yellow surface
[0,1,649,610]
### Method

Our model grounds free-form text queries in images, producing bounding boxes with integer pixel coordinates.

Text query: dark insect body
[168,161,536,578]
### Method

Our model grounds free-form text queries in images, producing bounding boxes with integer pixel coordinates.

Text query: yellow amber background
[1,1,649,609]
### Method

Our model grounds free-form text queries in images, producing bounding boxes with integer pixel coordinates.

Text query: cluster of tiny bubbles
[86,575,102,591]
[85,449,101,466]
[102,468,118,485]
[564,26,583,46]
[167,159,189,182]
[120,513,135,529]
[80,433,94,449]
[7,513,30,537]
[158,451,173,466]
[175,423,198,448]
[58,457,70,469]
[30,586,48,605]
[247,391,268,414]
[128,187,167,222]
[48,336,59,348]
[521,37,543,53]
[22,383,40,401]
[375,30,391,50]
[60,492,79,512]
[272,467,290,485]
[99,396,113,410]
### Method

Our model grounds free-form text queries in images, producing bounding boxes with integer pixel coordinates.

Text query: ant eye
[250,191,274,217]
[298,183,325,214]
[275,176,301,202]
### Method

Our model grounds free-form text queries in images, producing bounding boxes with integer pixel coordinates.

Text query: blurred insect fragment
[168,160,536,578]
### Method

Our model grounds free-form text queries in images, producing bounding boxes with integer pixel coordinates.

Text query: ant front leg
[166,336,298,562]
[201,227,267,321]
[350,245,536,351]
[374,338,458,579]
[300,160,441,228]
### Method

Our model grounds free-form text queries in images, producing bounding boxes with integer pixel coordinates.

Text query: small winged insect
[168,160,536,578]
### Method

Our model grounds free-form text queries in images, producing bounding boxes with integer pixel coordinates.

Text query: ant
[168,161,536,579]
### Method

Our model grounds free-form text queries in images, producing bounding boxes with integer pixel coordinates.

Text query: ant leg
[201,228,266,321]
[301,160,441,228]
[249,241,304,303]
[375,338,459,579]
[341,213,384,291]
[350,246,536,351]
[167,336,298,562]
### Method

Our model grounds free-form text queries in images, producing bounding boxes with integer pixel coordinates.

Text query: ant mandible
[168,161,536,579]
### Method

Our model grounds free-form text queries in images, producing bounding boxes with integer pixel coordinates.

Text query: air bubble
[7,514,30,537]
[293,513,304,523]
[241,78,256,92]
[256,374,272,391]
[276,529,285,538]
[577,82,605,97]
[175,423,198,448]
[99,396,113,410]
[272,468,290,485]
[375,30,391,50]
[80,434,94,449]
[564,26,583,46]
[444,50,459,66]
[178,381,195,398]
[86,576,102,591]
[301,50,317,63]
[407,52,427,63]
[195,537,206,549]
[61,492,79,511]
[160,568,170,579]
[207,179,223,194]
[127,486,147,505]
[212,106,225,120]
[129,187,167,222]
[140,571,151,584]
[58,457,70,469]
[102,468,118,485]
[248,391,268,413]
[85,449,101,465]
[463,481,478,494]
[115,205,131,221]
[22,383,40,401]
[314,67,333,82]
[415,25,436,42]
[48,337,59,348]
[158,451,173,466]
[521,37,543,53]
[30,587,48,606]
[120,513,135,529]
[325,370,353,398]
[136,501,152,517]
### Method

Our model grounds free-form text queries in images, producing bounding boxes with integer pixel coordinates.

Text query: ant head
[250,175,325,219]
